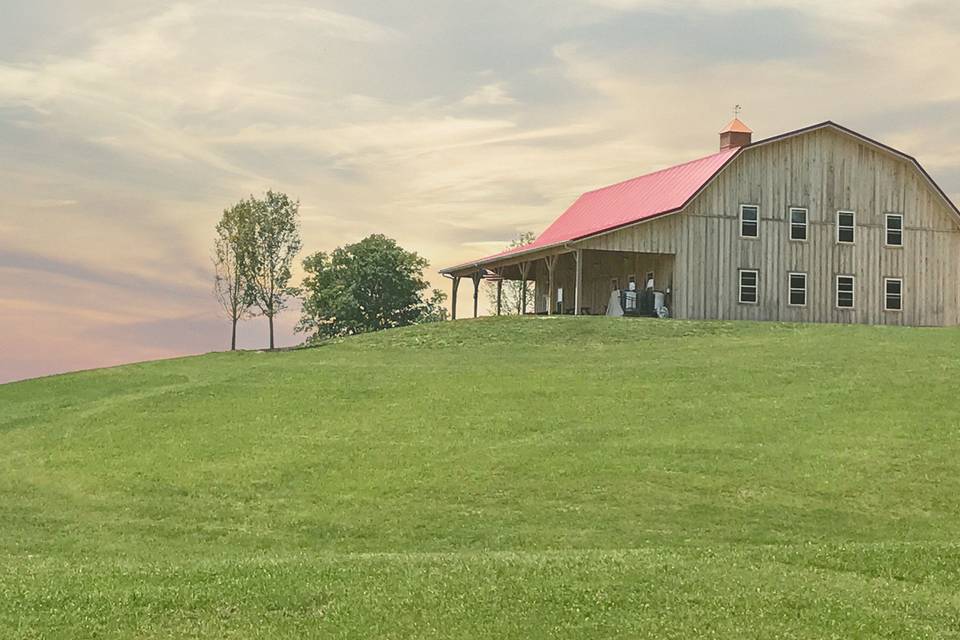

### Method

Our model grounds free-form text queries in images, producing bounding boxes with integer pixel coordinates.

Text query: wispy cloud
[588,0,911,20]
[226,5,403,43]
[462,83,517,106]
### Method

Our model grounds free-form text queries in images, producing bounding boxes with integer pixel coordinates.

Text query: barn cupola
[719,117,752,150]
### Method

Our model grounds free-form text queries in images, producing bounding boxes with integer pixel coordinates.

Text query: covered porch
[442,247,675,319]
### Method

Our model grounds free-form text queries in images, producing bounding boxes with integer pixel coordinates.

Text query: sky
[2,0,960,383]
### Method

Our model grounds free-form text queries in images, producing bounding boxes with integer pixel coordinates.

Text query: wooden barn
[441,120,960,326]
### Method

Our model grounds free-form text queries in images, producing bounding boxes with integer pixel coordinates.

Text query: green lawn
[2,317,960,638]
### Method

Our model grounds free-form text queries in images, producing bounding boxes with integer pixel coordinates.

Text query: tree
[239,191,302,350]
[296,234,447,340]
[484,231,535,315]
[213,201,253,351]
[420,289,450,324]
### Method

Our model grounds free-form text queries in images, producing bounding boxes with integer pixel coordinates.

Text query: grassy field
[3,317,960,638]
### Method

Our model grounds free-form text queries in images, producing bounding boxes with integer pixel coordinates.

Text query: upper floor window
[788,272,807,306]
[836,211,855,244]
[789,207,808,241]
[740,205,759,238]
[739,269,759,304]
[886,214,903,247]
[836,275,855,308]
[885,278,903,311]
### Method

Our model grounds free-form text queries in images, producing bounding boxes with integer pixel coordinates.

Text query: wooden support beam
[545,255,559,315]
[518,261,531,315]
[496,278,503,316]
[472,270,482,318]
[450,276,460,320]
[574,248,583,316]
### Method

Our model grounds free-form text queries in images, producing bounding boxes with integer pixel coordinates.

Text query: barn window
[884,278,903,311]
[836,275,855,308]
[740,205,759,238]
[836,211,855,244]
[788,272,807,306]
[739,269,759,304]
[886,214,903,247]
[789,208,808,241]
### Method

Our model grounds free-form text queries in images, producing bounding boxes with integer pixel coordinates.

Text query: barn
[440,120,960,326]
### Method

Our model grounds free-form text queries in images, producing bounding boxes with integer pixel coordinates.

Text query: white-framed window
[740,204,759,238]
[836,275,855,309]
[884,278,903,311]
[739,269,759,304]
[788,272,807,306]
[885,214,903,247]
[836,211,855,244]
[789,207,808,241]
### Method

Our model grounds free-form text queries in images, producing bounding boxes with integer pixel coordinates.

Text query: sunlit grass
[2,317,960,638]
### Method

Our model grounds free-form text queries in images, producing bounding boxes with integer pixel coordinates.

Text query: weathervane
[733,104,742,119]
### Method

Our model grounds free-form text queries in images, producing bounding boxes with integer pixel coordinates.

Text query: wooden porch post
[545,255,558,315]
[496,278,503,316]
[472,270,482,318]
[519,261,531,315]
[451,276,460,320]
[574,249,583,316]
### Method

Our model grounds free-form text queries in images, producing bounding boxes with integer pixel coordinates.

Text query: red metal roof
[443,147,739,271]
[535,147,739,245]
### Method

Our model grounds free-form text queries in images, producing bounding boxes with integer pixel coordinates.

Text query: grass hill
[3,317,960,638]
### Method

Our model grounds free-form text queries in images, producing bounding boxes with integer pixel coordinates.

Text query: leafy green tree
[239,191,302,349]
[420,289,450,324]
[484,231,535,315]
[213,201,253,351]
[296,234,447,340]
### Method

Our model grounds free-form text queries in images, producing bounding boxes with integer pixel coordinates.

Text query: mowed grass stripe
[4,546,960,639]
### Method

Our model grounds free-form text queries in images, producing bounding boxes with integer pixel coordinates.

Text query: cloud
[27,199,78,208]
[227,5,402,43]
[0,249,209,306]
[0,2,402,182]
[462,83,517,106]
[588,0,911,20]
